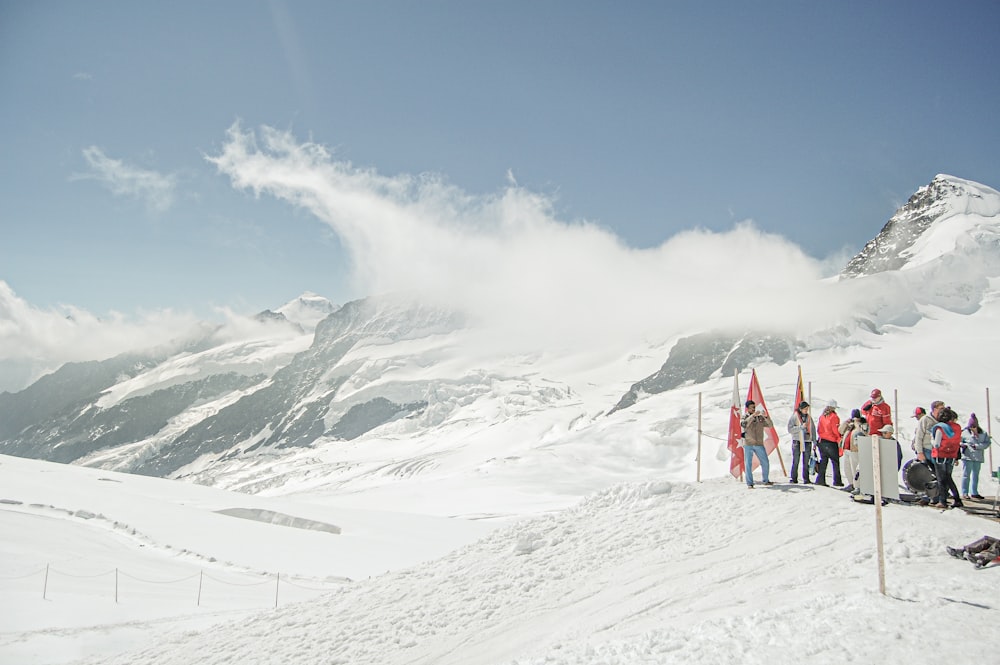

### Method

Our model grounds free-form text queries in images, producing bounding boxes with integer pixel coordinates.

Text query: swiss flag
[746,369,780,456]
[727,371,743,479]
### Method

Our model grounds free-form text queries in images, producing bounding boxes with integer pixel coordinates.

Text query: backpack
[933,422,961,459]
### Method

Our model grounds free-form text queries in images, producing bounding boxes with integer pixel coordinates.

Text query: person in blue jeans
[961,413,991,499]
[787,401,817,484]
[740,400,774,488]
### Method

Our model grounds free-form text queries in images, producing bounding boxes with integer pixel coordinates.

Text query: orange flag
[793,365,805,411]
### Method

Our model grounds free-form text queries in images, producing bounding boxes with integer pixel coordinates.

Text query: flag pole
[775,426,787,477]
[987,387,993,478]
[697,392,702,483]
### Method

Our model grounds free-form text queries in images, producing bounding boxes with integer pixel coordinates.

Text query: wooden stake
[987,387,994,478]
[697,392,702,483]
[873,436,886,596]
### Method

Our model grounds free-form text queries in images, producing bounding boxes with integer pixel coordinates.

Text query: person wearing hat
[861,389,893,440]
[961,413,991,500]
[930,407,964,508]
[875,423,904,471]
[838,408,868,493]
[815,400,843,486]
[914,401,945,464]
[787,400,817,484]
[740,400,774,489]
[909,403,943,506]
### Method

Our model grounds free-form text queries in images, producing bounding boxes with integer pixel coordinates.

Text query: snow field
[56,475,1000,665]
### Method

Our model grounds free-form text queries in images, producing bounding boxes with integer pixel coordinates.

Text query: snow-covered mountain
[1,175,999,518]
[843,174,1000,278]
[4,175,1000,664]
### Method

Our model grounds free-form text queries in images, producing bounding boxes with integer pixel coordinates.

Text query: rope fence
[1,563,348,609]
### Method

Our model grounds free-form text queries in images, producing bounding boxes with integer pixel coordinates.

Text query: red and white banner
[727,371,743,479]
[747,369,780,455]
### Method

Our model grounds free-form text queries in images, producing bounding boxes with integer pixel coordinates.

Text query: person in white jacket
[787,401,817,484]
[838,408,867,493]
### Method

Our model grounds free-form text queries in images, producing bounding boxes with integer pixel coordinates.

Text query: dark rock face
[0,354,163,441]
[609,332,795,413]
[2,372,263,464]
[842,175,969,278]
[327,397,428,441]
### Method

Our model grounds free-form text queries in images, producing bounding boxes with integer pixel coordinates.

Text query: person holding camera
[740,400,774,489]
[960,413,990,500]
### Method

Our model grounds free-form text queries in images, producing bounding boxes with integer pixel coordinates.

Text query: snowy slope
[2,454,998,665]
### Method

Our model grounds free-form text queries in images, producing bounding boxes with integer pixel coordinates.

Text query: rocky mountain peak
[841,174,1000,278]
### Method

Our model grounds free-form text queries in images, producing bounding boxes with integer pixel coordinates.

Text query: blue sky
[2,0,999,322]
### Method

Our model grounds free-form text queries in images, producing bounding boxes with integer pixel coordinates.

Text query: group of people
[739,387,996,567]
[747,388,992,502]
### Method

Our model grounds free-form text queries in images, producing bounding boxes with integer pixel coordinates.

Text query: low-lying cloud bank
[209,123,858,350]
[0,282,304,393]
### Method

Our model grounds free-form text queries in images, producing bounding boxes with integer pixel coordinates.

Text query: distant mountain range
[2,175,999,508]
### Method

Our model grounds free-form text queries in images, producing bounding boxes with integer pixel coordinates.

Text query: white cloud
[73,72,93,80]
[209,123,858,352]
[0,281,203,392]
[74,147,177,212]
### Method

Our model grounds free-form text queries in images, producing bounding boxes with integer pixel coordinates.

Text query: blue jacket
[961,429,991,463]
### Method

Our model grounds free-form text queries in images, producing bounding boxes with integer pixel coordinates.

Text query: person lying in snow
[946,536,1000,569]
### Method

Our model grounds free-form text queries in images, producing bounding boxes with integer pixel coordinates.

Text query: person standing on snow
[788,401,816,484]
[740,400,774,489]
[862,388,893,440]
[914,402,943,463]
[815,400,843,486]
[839,408,867,493]
[961,413,991,500]
[930,407,964,509]
[907,406,935,505]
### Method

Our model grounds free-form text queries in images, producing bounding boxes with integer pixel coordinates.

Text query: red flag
[727,371,743,479]
[747,369,780,455]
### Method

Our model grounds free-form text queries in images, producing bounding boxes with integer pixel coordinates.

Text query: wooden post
[197,570,203,607]
[873,435,887,596]
[775,432,787,477]
[697,392,702,483]
[987,387,994,478]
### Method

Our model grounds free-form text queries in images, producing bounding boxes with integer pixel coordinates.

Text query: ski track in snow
[75,479,999,665]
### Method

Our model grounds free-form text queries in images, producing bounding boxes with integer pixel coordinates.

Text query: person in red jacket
[930,406,964,509]
[815,400,843,486]
[862,388,892,434]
